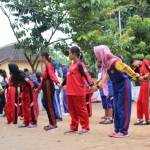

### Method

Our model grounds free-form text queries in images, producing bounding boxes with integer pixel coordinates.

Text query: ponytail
[41,52,51,62]
[70,46,84,61]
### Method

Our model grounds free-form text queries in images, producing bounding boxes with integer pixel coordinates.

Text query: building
[0,43,40,74]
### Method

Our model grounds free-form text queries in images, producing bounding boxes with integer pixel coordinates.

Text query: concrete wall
[0,61,41,75]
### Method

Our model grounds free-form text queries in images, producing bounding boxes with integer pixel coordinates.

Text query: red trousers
[5,86,17,124]
[22,88,38,125]
[67,95,89,131]
[33,91,39,119]
[18,94,23,117]
[137,82,150,121]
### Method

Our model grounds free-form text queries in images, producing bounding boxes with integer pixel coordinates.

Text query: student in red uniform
[8,64,38,128]
[21,78,39,128]
[131,58,150,125]
[65,46,94,134]
[39,52,60,131]
[5,64,18,124]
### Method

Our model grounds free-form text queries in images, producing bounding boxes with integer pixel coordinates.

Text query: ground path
[0,103,150,150]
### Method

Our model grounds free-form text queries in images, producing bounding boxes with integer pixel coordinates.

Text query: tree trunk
[24,52,39,73]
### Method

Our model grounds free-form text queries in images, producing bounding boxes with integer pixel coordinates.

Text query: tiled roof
[0,43,27,63]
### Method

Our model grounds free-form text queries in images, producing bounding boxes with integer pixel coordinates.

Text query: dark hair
[116,55,123,61]
[41,52,51,62]
[8,64,26,86]
[0,69,7,79]
[36,71,42,83]
[8,64,19,75]
[24,68,29,72]
[69,46,83,60]
[130,58,143,65]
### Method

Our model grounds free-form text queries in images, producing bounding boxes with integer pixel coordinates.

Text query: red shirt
[42,63,59,83]
[138,59,150,82]
[66,61,93,96]
[38,63,59,90]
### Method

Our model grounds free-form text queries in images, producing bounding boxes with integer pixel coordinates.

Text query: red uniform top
[66,61,93,96]
[8,76,14,87]
[20,78,34,91]
[138,59,150,82]
[38,63,59,90]
[42,63,59,83]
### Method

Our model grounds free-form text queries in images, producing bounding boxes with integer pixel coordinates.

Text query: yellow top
[97,61,139,88]
[115,61,139,78]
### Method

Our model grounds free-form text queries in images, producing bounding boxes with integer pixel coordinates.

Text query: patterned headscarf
[94,45,120,72]
[94,45,120,96]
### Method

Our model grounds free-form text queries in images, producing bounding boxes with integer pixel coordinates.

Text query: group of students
[0,45,150,138]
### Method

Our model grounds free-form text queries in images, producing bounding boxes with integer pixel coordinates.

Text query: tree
[126,15,150,56]
[0,0,71,72]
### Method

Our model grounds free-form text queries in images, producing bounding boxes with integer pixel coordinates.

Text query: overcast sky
[0,9,71,48]
[0,9,17,47]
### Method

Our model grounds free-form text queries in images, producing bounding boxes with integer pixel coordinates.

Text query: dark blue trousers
[113,79,132,134]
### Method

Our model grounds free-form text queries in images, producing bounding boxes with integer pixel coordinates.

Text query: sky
[0,9,17,47]
[0,9,71,48]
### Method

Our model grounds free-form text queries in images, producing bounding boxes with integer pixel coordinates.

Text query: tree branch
[48,37,72,45]
[24,52,33,67]
[46,12,68,45]
[32,53,39,67]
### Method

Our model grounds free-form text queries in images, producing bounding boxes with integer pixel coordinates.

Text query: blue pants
[101,96,113,109]
[62,90,68,113]
[113,79,132,134]
[53,89,62,119]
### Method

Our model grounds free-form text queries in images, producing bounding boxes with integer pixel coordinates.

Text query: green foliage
[0,0,71,72]
[126,15,150,55]
[1,0,150,74]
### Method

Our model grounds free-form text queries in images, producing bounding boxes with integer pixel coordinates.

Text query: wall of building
[0,61,41,75]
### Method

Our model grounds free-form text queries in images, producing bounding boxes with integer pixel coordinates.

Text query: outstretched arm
[96,73,109,88]
[47,63,59,84]
[114,61,139,78]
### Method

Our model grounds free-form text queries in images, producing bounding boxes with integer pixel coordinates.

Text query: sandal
[18,124,29,128]
[134,120,143,125]
[64,129,77,134]
[109,132,118,137]
[78,129,89,134]
[112,132,129,138]
[44,125,57,131]
[99,119,113,124]
[140,121,150,125]
[28,124,37,128]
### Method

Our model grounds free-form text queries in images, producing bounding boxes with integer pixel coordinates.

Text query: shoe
[63,113,69,116]
[18,124,29,128]
[134,120,143,125]
[57,118,63,122]
[64,129,78,134]
[109,132,118,137]
[99,119,113,124]
[78,129,89,134]
[112,132,129,138]
[43,125,57,131]
[28,124,37,128]
[140,121,150,125]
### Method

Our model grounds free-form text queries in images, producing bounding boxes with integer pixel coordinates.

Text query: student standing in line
[5,64,19,124]
[131,58,150,125]
[39,52,60,131]
[93,45,139,138]
[65,46,94,134]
